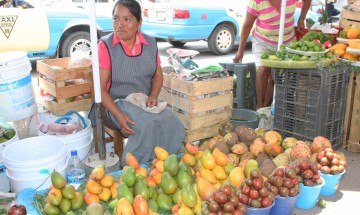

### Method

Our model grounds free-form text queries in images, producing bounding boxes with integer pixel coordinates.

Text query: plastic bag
[67,50,91,68]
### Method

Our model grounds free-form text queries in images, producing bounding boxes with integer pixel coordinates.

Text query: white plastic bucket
[3,136,67,192]
[38,117,93,161]
[0,51,37,122]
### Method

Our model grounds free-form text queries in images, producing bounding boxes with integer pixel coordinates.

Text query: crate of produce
[37,58,93,116]
[159,67,233,142]
[272,64,351,149]
[343,70,360,152]
[340,7,360,28]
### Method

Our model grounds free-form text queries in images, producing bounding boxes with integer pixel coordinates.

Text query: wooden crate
[343,70,360,152]
[37,58,93,115]
[340,8,360,28]
[159,67,233,142]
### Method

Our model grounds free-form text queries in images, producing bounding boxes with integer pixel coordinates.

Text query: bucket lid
[0,51,28,68]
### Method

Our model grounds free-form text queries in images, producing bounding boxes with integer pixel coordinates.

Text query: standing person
[233,0,311,110]
[89,0,185,167]
[0,0,11,7]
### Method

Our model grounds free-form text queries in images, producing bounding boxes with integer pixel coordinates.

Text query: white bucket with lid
[3,136,67,192]
[0,51,37,122]
[38,115,93,161]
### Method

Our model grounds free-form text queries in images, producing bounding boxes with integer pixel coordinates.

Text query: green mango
[160,172,178,195]
[156,193,173,211]
[0,136,8,143]
[44,202,60,215]
[117,182,134,204]
[59,198,71,214]
[181,183,197,208]
[149,187,158,200]
[134,175,150,200]
[244,159,259,178]
[86,202,104,215]
[51,170,66,189]
[164,154,179,176]
[176,169,193,189]
[223,162,234,175]
[148,199,158,212]
[108,198,119,210]
[178,162,192,175]
[122,166,136,188]
[172,189,182,205]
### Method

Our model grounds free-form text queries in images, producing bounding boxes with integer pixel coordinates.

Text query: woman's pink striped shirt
[248,0,297,44]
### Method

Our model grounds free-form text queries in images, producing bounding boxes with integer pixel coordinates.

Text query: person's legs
[264,67,274,107]
[255,66,272,109]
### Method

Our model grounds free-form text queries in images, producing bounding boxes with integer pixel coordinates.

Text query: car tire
[208,24,235,55]
[169,41,186,47]
[60,31,91,58]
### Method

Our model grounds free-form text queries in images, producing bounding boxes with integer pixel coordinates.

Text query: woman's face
[112,5,142,41]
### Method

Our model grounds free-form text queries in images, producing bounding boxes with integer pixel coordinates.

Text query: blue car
[141,0,319,55]
[0,0,114,61]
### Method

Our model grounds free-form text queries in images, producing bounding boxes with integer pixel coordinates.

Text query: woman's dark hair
[113,0,142,22]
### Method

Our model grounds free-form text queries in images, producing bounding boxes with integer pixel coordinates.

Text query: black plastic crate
[272,65,351,149]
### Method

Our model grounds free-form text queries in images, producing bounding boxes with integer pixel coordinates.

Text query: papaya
[133,195,149,215]
[122,166,136,188]
[164,154,179,176]
[176,168,193,189]
[156,193,173,211]
[347,27,360,39]
[116,198,134,215]
[181,183,197,208]
[134,175,150,200]
[201,150,216,170]
[148,199,158,212]
[172,189,182,205]
[160,172,178,195]
[196,177,216,201]
[117,182,134,204]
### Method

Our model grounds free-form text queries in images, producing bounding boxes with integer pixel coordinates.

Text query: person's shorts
[251,37,278,66]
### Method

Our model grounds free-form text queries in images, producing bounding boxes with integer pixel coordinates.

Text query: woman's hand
[146,95,158,108]
[233,53,243,63]
[117,113,135,136]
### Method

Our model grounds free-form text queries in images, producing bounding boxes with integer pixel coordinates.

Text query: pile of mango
[42,171,84,214]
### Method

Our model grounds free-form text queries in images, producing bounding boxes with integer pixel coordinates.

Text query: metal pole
[278,0,287,50]
[88,0,106,160]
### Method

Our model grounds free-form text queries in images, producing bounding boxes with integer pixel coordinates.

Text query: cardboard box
[159,67,233,142]
[37,58,93,115]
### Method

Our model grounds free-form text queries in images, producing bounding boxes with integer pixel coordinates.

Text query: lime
[268,55,278,60]
[292,55,301,61]
[0,136,8,143]
[308,48,314,52]
[307,41,316,48]
[289,42,298,49]
[325,52,333,58]
[317,199,326,208]
[313,45,321,52]
[3,129,15,140]
[320,46,326,52]
[261,52,269,59]
[301,46,308,51]
[300,55,308,61]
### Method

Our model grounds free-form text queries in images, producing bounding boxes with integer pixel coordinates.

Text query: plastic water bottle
[66,150,85,184]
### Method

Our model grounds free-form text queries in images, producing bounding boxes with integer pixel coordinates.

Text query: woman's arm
[147,65,163,107]
[298,0,311,28]
[233,11,257,63]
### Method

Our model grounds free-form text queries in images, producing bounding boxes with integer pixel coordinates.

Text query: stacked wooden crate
[37,58,93,115]
[340,5,360,28]
[343,71,360,153]
[159,67,233,143]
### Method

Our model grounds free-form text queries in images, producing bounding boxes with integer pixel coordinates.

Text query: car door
[0,0,50,53]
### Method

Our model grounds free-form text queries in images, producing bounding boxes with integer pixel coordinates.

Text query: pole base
[84,152,120,176]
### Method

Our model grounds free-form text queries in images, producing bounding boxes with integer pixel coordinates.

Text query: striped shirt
[248,0,297,44]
